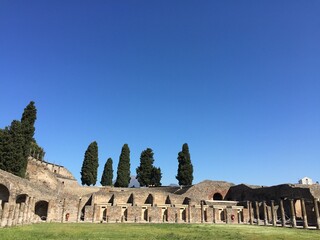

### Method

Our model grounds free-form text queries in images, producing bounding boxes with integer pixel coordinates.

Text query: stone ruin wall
[1,159,320,229]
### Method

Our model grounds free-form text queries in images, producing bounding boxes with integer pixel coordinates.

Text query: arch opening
[16,194,28,204]
[213,193,223,200]
[145,194,154,205]
[0,184,10,208]
[35,200,49,221]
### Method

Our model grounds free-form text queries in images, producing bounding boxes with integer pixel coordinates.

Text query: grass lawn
[1,223,319,240]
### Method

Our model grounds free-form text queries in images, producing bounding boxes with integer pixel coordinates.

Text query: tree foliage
[151,166,162,187]
[80,141,99,186]
[0,101,38,178]
[101,158,113,186]
[21,101,37,159]
[136,148,162,187]
[114,144,131,187]
[176,143,193,186]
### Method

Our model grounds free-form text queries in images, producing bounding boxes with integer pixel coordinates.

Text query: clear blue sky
[1,0,319,186]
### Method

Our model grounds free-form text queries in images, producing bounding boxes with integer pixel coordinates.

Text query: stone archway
[35,200,49,221]
[145,194,154,206]
[16,194,28,204]
[0,184,10,207]
[213,192,223,200]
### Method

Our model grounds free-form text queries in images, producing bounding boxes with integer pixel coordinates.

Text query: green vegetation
[100,157,113,186]
[1,223,319,240]
[0,101,40,178]
[80,141,99,186]
[136,148,162,187]
[176,143,193,186]
[114,144,131,187]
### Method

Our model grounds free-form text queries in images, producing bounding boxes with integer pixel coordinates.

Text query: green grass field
[1,223,319,240]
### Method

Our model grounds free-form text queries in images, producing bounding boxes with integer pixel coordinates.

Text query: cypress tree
[136,148,162,187]
[151,167,162,187]
[176,143,193,186]
[114,144,130,187]
[0,128,6,170]
[80,141,99,186]
[21,101,37,159]
[0,101,39,177]
[101,158,113,186]
[0,122,25,176]
[136,148,154,187]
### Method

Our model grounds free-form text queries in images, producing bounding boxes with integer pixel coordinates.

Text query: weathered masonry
[1,157,320,229]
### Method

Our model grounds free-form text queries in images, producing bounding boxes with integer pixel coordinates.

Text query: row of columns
[0,197,38,228]
[247,198,320,229]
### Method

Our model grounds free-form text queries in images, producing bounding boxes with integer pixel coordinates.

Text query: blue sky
[0,0,319,186]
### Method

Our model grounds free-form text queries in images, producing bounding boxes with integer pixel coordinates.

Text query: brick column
[92,204,97,222]
[289,199,296,228]
[271,200,276,226]
[313,198,320,230]
[300,198,308,229]
[263,201,267,225]
[188,203,191,223]
[0,200,2,218]
[248,201,253,225]
[1,202,9,227]
[13,203,20,226]
[212,207,216,223]
[77,198,82,223]
[18,203,25,225]
[61,198,66,223]
[24,197,32,224]
[47,200,54,222]
[29,197,36,223]
[7,205,15,227]
[279,199,286,227]
[255,201,260,225]
[200,201,204,223]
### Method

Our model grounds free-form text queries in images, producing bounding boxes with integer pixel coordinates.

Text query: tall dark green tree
[101,158,113,186]
[0,128,6,171]
[114,144,131,187]
[0,121,25,177]
[136,148,162,187]
[136,148,154,187]
[80,141,99,186]
[150,167,162,187]
[176,143,193,186]
[0,101,38,178]
[21,101,37,158]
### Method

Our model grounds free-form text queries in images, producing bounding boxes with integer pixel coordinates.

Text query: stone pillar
[13,203,20,226]
[0,200,2,218]
[289,199,296,228]
[212,207,216,223]
[18,203,25,225]
[77,198,82,223]
[92,204,97,223]
[24,197,31,224]
[188,203,191,223]
[271,200,276,226]
[7,205,15,227]
[279,199,286,227]
[27,197,35,222]
[47,200,54,222]
[248,201,253,225]
[200,201,204,223]
[1,202,9,227]
[61,198,66,223]
[255,201,260,225]
[300,198,308,229]
[263,201,267,225]
[314,198,320,230]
